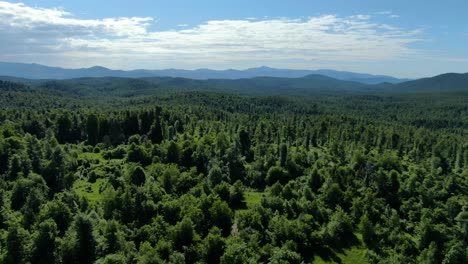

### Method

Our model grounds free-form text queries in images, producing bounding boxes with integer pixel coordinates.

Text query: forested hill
[389,73,468,92]
[3,75,371,97]
[1,71,468,97]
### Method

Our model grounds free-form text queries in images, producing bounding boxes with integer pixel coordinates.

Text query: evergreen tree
[31,219,58,264]
[86,113,100,146]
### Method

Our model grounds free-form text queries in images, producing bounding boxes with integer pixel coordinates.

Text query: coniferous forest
[0,77,467,264]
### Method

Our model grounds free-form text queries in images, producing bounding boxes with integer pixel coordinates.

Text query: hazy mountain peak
[0,61,410,84]
[253,66,274,70]
[87,66,110,70]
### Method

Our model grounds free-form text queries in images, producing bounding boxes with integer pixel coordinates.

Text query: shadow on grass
[231,201,248,210]
[330,233,361,253]
[308,234,362,263]
[313,245,343,263]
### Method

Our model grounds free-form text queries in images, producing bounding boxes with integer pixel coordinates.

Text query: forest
[0,77,467,264]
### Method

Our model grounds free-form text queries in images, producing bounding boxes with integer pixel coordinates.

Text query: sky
[0,0,467,78]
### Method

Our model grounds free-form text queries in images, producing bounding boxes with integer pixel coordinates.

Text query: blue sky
[1,0,467,77]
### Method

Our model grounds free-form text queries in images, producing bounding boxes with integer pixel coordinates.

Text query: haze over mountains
[1,71,467,98]
[0,62,409,84]
[1,61,468,97]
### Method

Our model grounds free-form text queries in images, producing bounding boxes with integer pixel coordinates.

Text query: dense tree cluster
[0,81,467,263]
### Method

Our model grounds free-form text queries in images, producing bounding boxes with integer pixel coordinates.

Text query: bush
[266,166,289,185]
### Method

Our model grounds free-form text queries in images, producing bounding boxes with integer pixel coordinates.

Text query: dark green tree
[279,143,288,167]
[56,114,72,143]
[172,217,196,249]
[202,227,226,264]
[5,224,30,264]
[86,113,100,146]
[148,119,163,144]
[166,141,180,163]
[61,213,96,264]
[31,219,58,264]
[130,166,146,186]
[210,200,233,236]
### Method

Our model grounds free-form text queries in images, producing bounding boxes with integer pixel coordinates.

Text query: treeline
[2,78,467,131]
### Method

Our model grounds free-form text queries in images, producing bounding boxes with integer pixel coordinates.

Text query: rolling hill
[389,73,468,92]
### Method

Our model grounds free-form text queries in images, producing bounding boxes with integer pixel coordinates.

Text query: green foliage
[279,143,288,167]
[0,80,466,263]
[202,227,226,264]
[210,200,233,236]
[208,164,224,187]
[87,113,100,146]
[60,213,97,264]
[127,143,150,165]
[324,208,354,246]
[172,217,196,249]
[359,214,376,247]
[31,219,58,264]
[166,141,180,163]
[5,223,31,264]
[269,243,301,264]
[229,180,245,207]
[99,220,126,255]
[266,166,289,185]
[442,242,467,264]
[220,237,257,264]
[323,183,344,208]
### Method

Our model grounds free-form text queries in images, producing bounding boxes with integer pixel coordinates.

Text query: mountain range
[1,72,467,98]
[1,61,467,97]
[0,62,410,84]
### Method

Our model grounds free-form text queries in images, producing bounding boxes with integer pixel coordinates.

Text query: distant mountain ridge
[0,62,410,84]
[1,71,467,97]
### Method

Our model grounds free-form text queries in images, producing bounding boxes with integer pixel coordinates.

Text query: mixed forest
[0,76,467,264]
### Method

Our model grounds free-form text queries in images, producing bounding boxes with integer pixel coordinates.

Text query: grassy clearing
[313,234,368,264]
[313,246,367,264]
[236,191,263,214]
[74,178,105,203]
[244,191,263,208]
[78,151,105,162]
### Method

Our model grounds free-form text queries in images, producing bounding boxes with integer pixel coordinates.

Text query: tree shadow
[230,200,247,210]
[313,245,342,264]
[331,233,361,252]
[307,234,361,263]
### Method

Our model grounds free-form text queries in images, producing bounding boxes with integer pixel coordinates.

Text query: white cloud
[375,11,393,15]
[349,14,371,20]
[0,2,151,36]
[375,11,399,19]
[0,1,423,70]
[380,24,399,31]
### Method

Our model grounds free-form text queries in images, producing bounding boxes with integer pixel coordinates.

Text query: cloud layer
[0,1,422,70]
